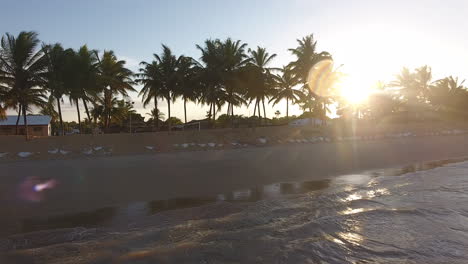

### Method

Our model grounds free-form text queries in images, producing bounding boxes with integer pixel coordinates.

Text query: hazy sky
[2,0,468,121]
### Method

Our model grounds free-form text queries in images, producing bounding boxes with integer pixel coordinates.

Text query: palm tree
[175,56,200,124]
[415,65,432,101]
[196,39,222,120]
[0,31,47,139]
[146,107,165,125]
[42,43,69,135]
[136,59,164,129]
[270,67,304,118]
[288,34,332,86]
[288,34,332,118]
[152,45,180,131]
[390,67,418,102]
[0,82,7,120]
[40,95,59,129]
[429,76,466,112]
[75,45,99,122]
[196,38,250,120]
[219,39,250,116]
[96,50,135,130]
[246,47,277,119]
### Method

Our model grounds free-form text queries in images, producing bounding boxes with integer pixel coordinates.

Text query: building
[0,115,52,136]
[289,118,329,127]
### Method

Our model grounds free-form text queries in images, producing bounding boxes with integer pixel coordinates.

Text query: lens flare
[307,59,335,97]
[34,179,57,192]
[18,177,58,202]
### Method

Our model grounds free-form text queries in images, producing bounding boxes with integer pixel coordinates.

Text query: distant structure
[0,115,52,136]
[289,118,329,127]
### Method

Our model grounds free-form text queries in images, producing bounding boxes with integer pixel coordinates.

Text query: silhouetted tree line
[1,31,466,138]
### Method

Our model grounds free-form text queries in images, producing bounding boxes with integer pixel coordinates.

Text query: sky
[2,0,468,121]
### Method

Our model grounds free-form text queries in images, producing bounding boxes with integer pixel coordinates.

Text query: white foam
[18,152,32,158]
[181,143,189,148]
[208,143,216,147]
[145,146,154,150]
[0,152,8,158]
[93,146,103,151]
[60,150,70,155]
[258,138,267,144]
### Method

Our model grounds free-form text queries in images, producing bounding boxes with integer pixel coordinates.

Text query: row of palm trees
[0,31,330,137]
[352,66,468,120]
[1,31,467,138]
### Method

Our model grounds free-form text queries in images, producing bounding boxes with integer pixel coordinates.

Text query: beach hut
[0,115,52,136]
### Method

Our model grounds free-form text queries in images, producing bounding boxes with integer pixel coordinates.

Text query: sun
[336,76,373,105]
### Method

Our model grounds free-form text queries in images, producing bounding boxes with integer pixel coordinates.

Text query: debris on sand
[18,152,33,158]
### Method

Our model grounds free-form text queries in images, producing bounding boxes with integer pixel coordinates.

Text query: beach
[1,133,468,232]
[1,133,468,263]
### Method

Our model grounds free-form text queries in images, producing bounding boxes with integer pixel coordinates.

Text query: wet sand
[1,134,468,234]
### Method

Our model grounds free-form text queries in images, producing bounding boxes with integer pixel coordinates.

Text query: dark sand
[1,134,468,230]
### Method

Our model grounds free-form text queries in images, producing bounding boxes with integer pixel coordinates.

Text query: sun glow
[336,76,374,105]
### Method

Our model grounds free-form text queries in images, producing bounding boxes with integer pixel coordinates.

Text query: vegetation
[1,31,467,138]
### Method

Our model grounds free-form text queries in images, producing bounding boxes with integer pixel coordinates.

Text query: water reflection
[13,157,467,236]
[15,180,331,236]
[21,207,116,233]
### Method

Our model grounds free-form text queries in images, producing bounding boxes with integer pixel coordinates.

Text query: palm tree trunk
[15,103,21,135]
[82,99,91,122]
[213,102,217,120]
[56,96,64,136]
[257,100,261,119]
[231,104,234,116]
[208,103,212,120]
[76,100,82,134]
[253,101,257,117]
[22,105,29,140]
[167,97,171,131]
[262,98,266,119]
[286,97,289,119]
[184,98,187,124]
[154,98,159,130]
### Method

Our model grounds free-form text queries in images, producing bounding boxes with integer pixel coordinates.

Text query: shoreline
[1,135,468,237]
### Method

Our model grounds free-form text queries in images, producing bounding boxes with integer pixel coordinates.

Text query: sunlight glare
[337,76,374,105]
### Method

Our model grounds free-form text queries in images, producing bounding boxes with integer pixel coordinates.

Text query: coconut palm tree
[219,38,250,116]
[196,38,249,120]
[136,59,164,129]
[390,67,418,102]
[0,31,48,139]
[151,45,180,131]
[175,56,200,124]
[0,83,7,120]
[288,35,332,118]
[96,50,135,130]
[42,43,69,135]
[75,45,99,122]
[429,76,466,111]
[146,107,165,126]
[288,34,332,86]
[246,46,277,118]
[270,67,304,118]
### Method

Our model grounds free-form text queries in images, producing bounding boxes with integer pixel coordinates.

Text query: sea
[1,159,468,263]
